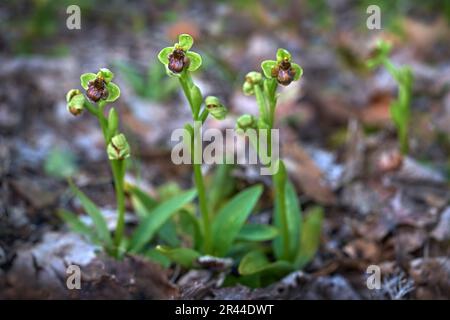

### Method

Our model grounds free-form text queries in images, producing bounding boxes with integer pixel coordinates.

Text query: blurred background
[1,0,450,299]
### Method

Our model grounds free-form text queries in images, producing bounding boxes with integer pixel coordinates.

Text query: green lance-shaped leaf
[107,108,119,139]
[273,161,302,261]
[211,185,263,256]
[58,209,98,243]
[69,180,112,248]
[294,206,324,269]
[128,184,158,219]
[156,245,201,268]
[238,250,293,276]
[236,224,279,242]
[129,189,197,252]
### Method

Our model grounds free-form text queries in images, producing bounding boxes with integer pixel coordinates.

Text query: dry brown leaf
[282,144,336,205]
[358,91,393,126]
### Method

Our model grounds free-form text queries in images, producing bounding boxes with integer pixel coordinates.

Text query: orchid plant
[151,34,268,267]
[367,39,414,155]
[236,49,323,287]
[62,68,196,259]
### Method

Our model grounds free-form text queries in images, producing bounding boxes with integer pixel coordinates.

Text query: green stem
[179,72,212,254]
[383,59,397,79]
[193,162,212,253]
[260,80,289,260]
[84,100,98,116]
[179,72,200,118]
[96,102,125,257]
[112,159,126,254]
[254,85,268,122]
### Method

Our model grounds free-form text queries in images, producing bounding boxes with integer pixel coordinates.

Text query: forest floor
[0,1,449,299]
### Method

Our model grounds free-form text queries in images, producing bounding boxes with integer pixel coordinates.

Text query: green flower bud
[66,89,81,103]
[97,68,114,84]
[261,49,303,86]
[107,133,130,160]
[242,81,254,96]
[242,71,263,96]
[66,91,85,116]
[236,114,256,133]
[205,96,227,120]
[245,71,262,85]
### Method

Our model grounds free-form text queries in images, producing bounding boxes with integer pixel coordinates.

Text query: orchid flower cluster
[62,34,323,287]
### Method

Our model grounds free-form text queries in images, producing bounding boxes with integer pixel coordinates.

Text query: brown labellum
[272,60,296,86]
[168,49,190,73]
[87,78,108,102]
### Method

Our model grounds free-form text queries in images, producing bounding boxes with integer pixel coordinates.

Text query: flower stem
[193,162,212,254]
[96,102,125,258]
[112,159,126,255]
[179,73,212,254]
[254,85,268,122]
[257,80,290,261]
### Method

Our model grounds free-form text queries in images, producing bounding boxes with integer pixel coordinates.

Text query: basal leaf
[236,224,279,242]
[179,209,202,251]
[211,185,263,256]
[273,162,301,261]
[158,219,180,247]
[69,181,112,248]
[128,185,158,219]
[238,250,292,277]
[129,189,196,252]
[156,245,200,268]
[144,248,171,268]
[294,206,324,269]
[58,209,98,242]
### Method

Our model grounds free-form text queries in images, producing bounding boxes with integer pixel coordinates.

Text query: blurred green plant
[44,147,78,179]
[367,39,414,155]
[114,60,178,102]
[4,0,92,54]
[236,48,324,287]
